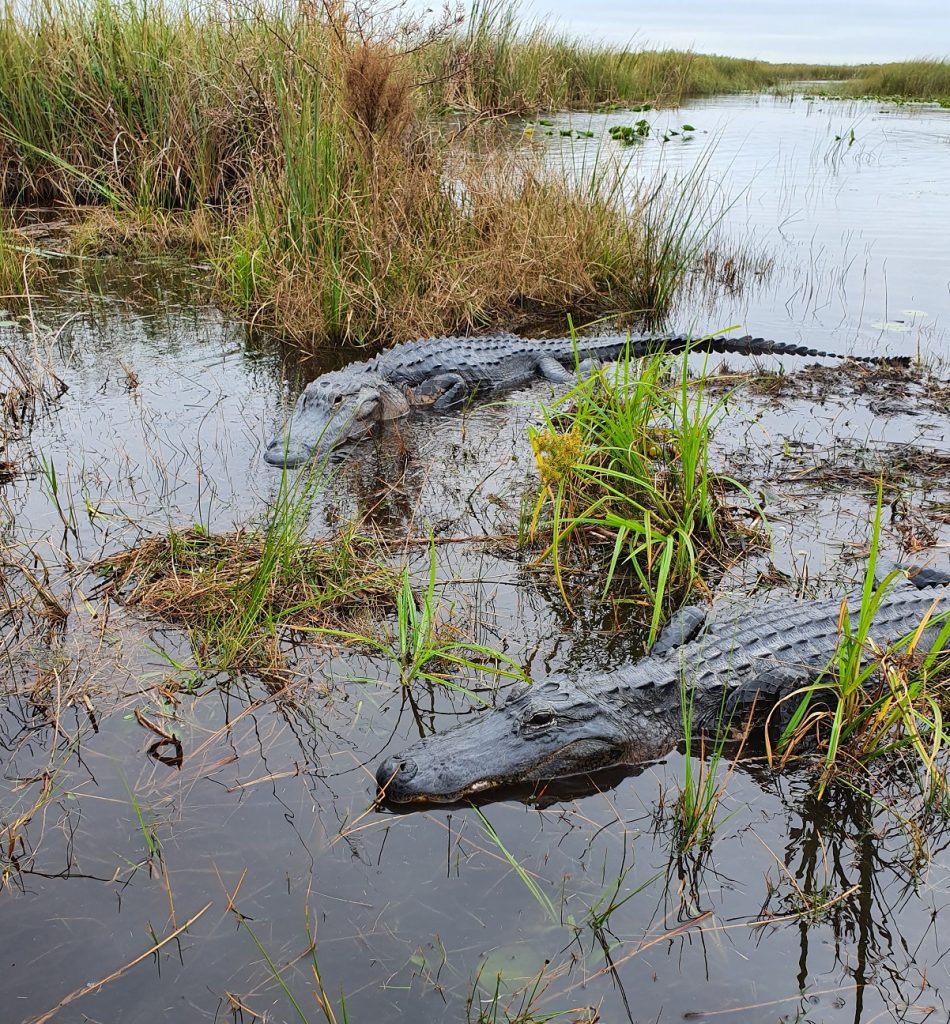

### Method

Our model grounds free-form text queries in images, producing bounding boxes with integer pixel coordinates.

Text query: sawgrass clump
[95,454,396,672]
[525,343,761,641]
[0,0,789,345]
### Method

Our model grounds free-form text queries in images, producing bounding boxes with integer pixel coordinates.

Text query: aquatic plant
[674,678,738,851]
[526,339,762,641]
[311,538,526,700]
[608,120,651,143]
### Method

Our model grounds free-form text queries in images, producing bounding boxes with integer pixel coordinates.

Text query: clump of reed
[525,342,761,641]
[95,445,395,671]
[835,59,950,103]
[95,522,398,672]
[214,12,714,342]
[674,680,739,851]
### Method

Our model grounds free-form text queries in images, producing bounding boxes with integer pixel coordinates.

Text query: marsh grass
[475,807,557,920]
[0,223,49,296]
[773,488,950,798]
[468,965,597,1024]
[834,60,950,104]
[95,522,398,673]
[0,305,68,487]
[526,341,761,641]
[436,1,860,113]
[0,0,767,344]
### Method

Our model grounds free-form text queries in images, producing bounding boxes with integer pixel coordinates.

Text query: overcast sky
[476,1,950,63]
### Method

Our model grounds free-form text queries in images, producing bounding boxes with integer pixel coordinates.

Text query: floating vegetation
[609,119,652,142]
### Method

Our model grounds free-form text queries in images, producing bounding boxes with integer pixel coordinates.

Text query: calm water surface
[2,94,950,1023]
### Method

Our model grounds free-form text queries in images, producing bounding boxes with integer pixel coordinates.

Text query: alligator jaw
[375,683,634,805]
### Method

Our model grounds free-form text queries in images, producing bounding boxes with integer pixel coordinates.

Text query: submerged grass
[312,539,526,700]
[526,340,761,641]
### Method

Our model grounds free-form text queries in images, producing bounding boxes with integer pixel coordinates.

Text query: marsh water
[2,93,950,1024]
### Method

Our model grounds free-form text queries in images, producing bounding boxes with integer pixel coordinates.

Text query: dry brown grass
[95,526,398,634]
[0,0,723,346]
[66,207,217,258]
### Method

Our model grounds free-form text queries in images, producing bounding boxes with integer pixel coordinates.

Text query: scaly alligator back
[371,331,905,390]
[265,329,906,466]
[376,575,948,803]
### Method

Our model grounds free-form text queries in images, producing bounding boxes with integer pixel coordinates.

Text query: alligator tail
[628,333,910,367]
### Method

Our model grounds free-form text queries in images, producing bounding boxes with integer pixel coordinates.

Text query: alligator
[264,332,904,467]
[376,568,950,804]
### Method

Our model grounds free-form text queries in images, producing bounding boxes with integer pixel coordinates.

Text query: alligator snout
[263,436,319,468]
[376,754,418,797]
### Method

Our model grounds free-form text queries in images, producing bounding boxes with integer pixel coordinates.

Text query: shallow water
[2,94,950,1024]
[544,92,950,361]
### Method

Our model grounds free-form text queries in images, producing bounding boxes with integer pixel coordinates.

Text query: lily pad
[870,320,912,332]
[477,945,548,991]
[900,309,928,317]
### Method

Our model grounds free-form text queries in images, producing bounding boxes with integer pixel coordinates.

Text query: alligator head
[376,678,647,804]
[264,371,410,467]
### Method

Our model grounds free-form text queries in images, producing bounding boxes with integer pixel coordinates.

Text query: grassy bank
[0,0,738,343]
[0,0,867,347]
[440,3,862,112]
[0,1,943,344]
[833,60,950,104]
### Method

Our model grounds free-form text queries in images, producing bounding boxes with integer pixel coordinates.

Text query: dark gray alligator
[264,332,903,466]
[376,568,949,804]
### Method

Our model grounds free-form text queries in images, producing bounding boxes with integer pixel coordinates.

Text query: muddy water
[1,95,950,1023]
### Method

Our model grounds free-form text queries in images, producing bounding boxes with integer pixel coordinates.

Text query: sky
[470,1,950,64]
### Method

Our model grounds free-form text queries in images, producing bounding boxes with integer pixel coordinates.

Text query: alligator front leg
[650,605,708,656]
[411,373,471,410]
[537,355,601,383]
[536,356,574,384]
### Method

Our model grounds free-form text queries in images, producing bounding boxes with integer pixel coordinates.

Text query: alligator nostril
[376,755,417,793]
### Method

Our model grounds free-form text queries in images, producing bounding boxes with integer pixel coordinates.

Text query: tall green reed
[527,339,761,642]
[776,484,950,797]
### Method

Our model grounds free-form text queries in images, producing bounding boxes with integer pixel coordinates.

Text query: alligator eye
[525,709,555,729]
[333,395,345,407]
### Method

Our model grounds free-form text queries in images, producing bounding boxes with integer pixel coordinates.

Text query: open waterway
[2,92,950,1023]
